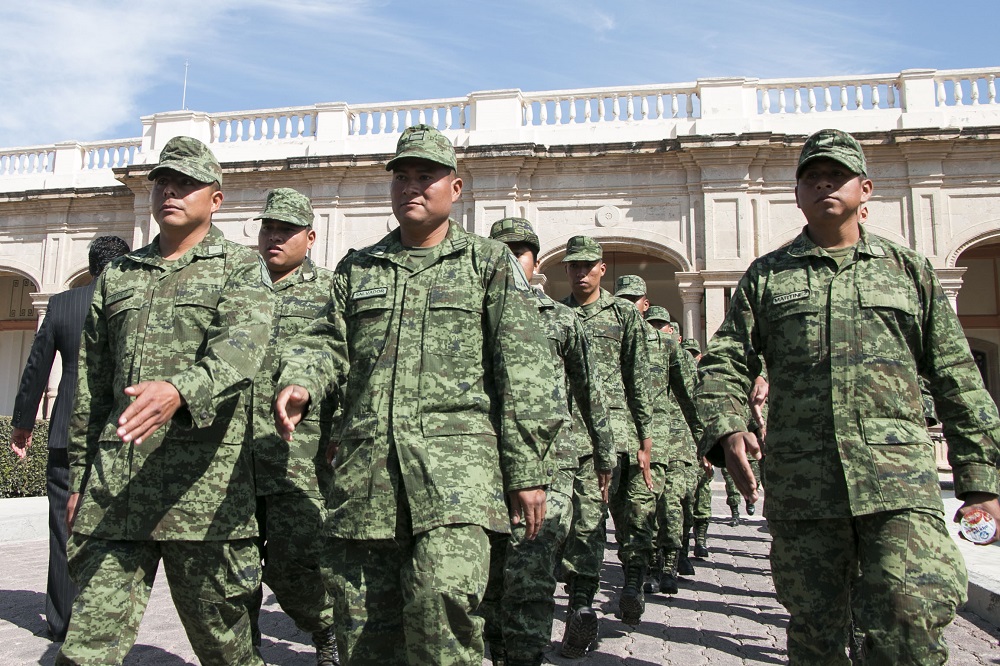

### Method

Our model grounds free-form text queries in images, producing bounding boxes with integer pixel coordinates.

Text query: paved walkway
[1,483,998,664]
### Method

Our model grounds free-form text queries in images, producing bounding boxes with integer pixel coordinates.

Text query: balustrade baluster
[584,99,592,122]
[808,88,817,113]
[759,89,768,114]
[598,98,606,121]
[936,80,946,107]
[459,102,467,128]
[989,76,997,104]
[626,93,634,120]
[569,97,577,123]
[640,95,648,120]
[871,85,880,108]
[794,89,802,114]
[854,84,863,109]
[823,88,832,112]
[429,107,437,128]
[839,86,848,111]
[656,94,664,119]
[554,100,562,124]
[954,79,963,105]
[523,102,532,126]
[235,119,244,142]
[612,94,620,120]
[971,80,980,105]
[887,84,896,108]
[539,101,548,124]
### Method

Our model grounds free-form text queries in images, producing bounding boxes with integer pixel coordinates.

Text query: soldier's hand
[596,469,612,503]
[750,376,769,443]
[721,431,760,503]
[325,440,340,466]
[10,427,32,459]
[117,381,183,445]
[700,456,714,476]
[274,385,310,442]
[509,487,546,540]
[954,492,1000,545]
[637,437,654,491]
[66,492,80,531]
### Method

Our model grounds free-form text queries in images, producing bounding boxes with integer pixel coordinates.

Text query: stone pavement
[1,482,998,665]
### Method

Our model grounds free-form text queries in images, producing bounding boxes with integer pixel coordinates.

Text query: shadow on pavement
[0,589,47,636]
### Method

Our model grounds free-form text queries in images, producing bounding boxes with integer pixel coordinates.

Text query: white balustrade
[346,98,468,136]
[211,107,317,143]
[521,84,700,126]
[933,70,1000,106]
[757,74,902,114]
[0,148,54,176]
[82,140,140,171]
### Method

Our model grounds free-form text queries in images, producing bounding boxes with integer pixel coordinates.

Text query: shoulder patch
[352,287,388,301]
[772,289,809,306]
[869,244,886,257]
[106,288,135,306]
[205,245,225,257]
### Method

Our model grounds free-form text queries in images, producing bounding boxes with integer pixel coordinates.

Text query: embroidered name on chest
[352,287,388,301]
[772,290,809,305]
[106,288,135,306]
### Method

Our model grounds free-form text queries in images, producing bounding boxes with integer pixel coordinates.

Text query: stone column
[700,271,746,340]
[30,294,57,418]
[936,267,966,313]
[675,272,704,344]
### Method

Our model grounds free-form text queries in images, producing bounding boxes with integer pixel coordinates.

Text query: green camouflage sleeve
[696,270,765,465]
[917,258,1000,498]
[487,251,563,491]
[620,303,654,441]
[168,256,275,429]
[278,266,351,407]
[68,273,110,493]
[670,338,704,445]
[564,316,616,471]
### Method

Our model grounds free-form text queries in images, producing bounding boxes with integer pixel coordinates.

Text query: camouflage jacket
[561,289,653,454]
[534,290,616,473]
[646,323,701,467]
[279,222,562,539]
[697,227,1000,519]
[251,257,337,498]
[69,225,274,540]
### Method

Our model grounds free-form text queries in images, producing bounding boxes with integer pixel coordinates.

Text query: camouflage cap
[385,124,457,172]
[796,128,867,179]
[561,235,603,263]
[681,337,702,354]
[490,217,540,254]
[614,274,647,297]
[255,188,315,227]
[148,136,223,186]
[646,305,672,323]
[670,321,682,334]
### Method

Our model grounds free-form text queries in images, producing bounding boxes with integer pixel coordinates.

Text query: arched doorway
[954,237,1000,407]
[0,270,40,416]
[539,250,687,335]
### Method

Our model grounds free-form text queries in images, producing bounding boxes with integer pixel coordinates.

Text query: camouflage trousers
[57,535,262,666]
[692,468,713,522]
[769,508,966,666]
[251,490,334,634]
[479,468,574,663]
[619,462,668,567]
[653,462,697,552]
[722,458,761,507]
[326,524,490,666]
[609,452,641,561]
[560,454,609,604]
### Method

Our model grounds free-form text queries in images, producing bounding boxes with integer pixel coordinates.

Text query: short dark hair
[89,236,130,276]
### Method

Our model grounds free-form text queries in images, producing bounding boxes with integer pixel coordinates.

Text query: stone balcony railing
[2,67,999,193]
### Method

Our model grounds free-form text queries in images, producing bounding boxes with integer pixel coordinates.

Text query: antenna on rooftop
[181,60,190,110]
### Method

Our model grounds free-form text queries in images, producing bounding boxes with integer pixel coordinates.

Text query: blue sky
[2,0,996,147]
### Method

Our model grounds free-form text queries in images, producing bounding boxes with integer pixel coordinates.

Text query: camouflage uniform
[620,305,701,617]
[697,129,1000,665]
[278,210,561,665]
[59,153,273,666]
[477,218,615,666]
[559,278,652,612]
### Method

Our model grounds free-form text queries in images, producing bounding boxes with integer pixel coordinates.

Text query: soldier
[248,188,339,664]
[558,240,653,654]
[273,125,561,665]
[613,285,700,621]
[696,128,1000,664]
[680,338,715,558]
[58,137,274,665]
[479,217,615,666]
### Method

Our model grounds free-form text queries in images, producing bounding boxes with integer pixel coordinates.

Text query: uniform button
[547,468,554,476]
[201,411,210,420]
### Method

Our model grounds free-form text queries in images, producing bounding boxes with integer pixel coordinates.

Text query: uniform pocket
[425,284,484,358]
[858,284,919,362]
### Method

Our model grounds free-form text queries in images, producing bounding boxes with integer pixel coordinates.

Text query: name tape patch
[352,287,388,301]
[106,288,135,306]
[772,290,809,306]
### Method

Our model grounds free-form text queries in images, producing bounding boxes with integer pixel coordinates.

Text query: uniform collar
[786,225,886,259]
[271,256,318,291]
[364,219,470,267]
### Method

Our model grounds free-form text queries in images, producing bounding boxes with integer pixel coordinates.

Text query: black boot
[560,577,599,659]
[644,550,663,593]
[745,498,756,515]
[677,531,695,576]
[693,520,710,558]
[658,550,680,594]
[728,504,741,527]
[618,561,646,626]
[488,641,508,666]
[312,625,340,666]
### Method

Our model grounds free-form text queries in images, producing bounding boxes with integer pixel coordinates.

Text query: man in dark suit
[10,235,130,642]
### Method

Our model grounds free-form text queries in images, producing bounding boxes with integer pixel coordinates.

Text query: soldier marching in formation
[17,125,997,666]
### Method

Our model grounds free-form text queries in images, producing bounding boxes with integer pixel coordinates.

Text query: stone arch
[0,262,41,290]
[947,221,1000,268]
[67,267,93,288]
[537,231,691,273]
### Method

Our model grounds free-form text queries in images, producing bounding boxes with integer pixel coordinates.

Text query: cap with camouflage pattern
[490,217,540,254]
[646,305,671,323]
[385,124,457,172]
[681,337,702,354]
[255,188,315,227]
[148,136,223,186]
[796,128,867,179]
[670,321,682,334]
[561,235,603,263]
[614,274,647,298]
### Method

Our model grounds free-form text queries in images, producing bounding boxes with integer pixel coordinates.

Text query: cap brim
[561,252,602,263]
[254,213,311,227]
[796,152,864,179]
[385,151,455,172]
[148,162,218,184]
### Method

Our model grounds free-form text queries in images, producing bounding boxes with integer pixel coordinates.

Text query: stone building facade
[3,68,1000,423]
